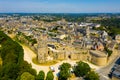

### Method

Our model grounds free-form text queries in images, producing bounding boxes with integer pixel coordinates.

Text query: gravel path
[22,44,49,74]
[22,44,100,79]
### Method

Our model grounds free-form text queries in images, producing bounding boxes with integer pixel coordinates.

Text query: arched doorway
[68,55,71,59]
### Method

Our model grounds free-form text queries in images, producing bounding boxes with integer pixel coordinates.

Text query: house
[110,58,120,80]
[108,41,116,51]
[115,34,120,43]
[95,24,101,28]
[94,42,104,51]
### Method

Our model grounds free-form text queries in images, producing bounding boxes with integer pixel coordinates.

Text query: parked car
[49,66,55,72]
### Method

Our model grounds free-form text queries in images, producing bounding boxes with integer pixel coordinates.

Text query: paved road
[96,50,120,80]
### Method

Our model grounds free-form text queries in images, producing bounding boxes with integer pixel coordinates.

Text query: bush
[74,61,91,77]
[85,71,99,80]
[46,71,54,80]
[36,70,45,80]
[20,72,35,80]
[58,63,71,80]
[0,31,36,80]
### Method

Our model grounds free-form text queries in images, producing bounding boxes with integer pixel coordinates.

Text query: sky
[0,0,120,13]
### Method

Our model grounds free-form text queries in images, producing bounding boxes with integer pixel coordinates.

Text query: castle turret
[37,34,48,63]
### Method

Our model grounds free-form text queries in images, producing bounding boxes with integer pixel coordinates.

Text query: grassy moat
[32,57,58,66]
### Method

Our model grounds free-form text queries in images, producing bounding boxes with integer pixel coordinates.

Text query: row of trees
[0,31,37,80]
[92,18,120,36]
[21,70,54,80]
[0,31,99,80]
[58,61,99,80]
[0,31,55,80]
[20,62,99,80]
[16,32,37,46]
[34,62,99,80]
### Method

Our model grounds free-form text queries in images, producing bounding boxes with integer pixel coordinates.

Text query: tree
[18,61,37,76]
[104,47,112,57]
[85,71,99,80]
[0,62,19,80]
[36,70,45,80]
[46,71,54,80]
[60,63,71,71]
[0,31,36,80]
[58,63,71,80]
[91,18,120,36]
[20,72,35,80]
[74,61,91,77]
[59,70,70,80]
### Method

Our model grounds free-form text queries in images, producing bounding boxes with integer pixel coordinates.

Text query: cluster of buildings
[110,58,120,80]
[0,15,120,67]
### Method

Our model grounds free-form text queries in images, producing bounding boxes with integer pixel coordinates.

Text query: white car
[49,66,55,72]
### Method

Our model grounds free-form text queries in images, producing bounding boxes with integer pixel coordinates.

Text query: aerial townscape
[0,13,120,80]
[0,0,120,80]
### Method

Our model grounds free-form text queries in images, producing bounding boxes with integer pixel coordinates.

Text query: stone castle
[17,26,108,66]
[36,30,108,66]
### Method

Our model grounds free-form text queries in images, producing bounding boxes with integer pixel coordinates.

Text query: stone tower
[86,26,90,38]
[37,34,48,63]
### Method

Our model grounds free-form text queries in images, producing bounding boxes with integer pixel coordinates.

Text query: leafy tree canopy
[46,71,54,80]
[20,72,35,80]
[85,71,99,80]
[0,31,36,80]
[58,63,71,80]
[36,70,45,80]
[74,61,91,77]
[60,63,71,71]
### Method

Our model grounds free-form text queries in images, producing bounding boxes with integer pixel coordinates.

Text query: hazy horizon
[0,0,120,13]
